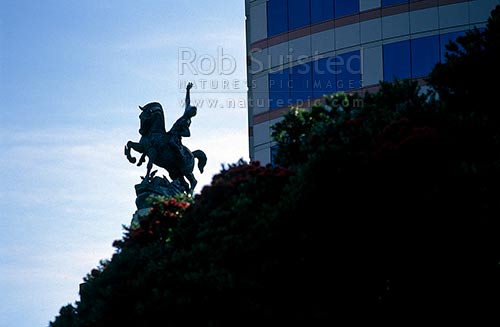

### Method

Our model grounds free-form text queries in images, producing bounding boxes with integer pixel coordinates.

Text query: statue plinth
[125,82,207,229]
[131,176,185,229]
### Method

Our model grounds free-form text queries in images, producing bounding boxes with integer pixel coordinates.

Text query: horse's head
[138,102,164,135]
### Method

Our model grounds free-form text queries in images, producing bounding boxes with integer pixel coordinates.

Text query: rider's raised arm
[185,82,193,111]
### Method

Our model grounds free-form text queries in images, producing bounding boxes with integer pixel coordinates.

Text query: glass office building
[245,0,499,164]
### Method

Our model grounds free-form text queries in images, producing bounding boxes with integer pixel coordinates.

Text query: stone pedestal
[131,176,185,229]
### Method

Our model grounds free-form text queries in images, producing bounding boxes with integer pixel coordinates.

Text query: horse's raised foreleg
[137,153,147,167]
[124,145,136,163]
[125,141,145,164]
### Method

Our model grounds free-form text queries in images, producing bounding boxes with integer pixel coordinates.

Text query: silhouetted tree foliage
[50,6,500,326]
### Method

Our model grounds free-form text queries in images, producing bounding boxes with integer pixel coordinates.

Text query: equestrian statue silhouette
[124,82,207,194]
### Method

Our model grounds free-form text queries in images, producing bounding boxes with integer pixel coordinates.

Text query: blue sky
[0,1,248,326]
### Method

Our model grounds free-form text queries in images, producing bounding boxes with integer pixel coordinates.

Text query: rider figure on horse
[167,82,197,160]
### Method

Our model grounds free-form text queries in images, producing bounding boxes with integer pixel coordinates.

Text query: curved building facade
[245,0,499,164]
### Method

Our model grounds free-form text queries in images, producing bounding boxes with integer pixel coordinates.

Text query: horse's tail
[192,150,207,174]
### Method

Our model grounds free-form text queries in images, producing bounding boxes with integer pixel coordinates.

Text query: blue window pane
[383,40,411,81]
[312,57,337,98]
[382,0,408,6]
[290,62,312,104]
[267,0,288,37]
[440,30,467,63]
[335,0,359,18]
[311,0,334,24]
[336,50,362,92]
[269,68,290,109]
[411,35,439,78]
[288,0,310,30]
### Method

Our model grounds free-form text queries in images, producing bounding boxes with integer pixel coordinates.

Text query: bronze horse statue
[124,83,207,194]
